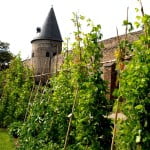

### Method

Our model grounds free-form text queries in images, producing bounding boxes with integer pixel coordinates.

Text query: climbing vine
[115,6,150,150]
[0,3,148,150]
[19,13,112,150]
[0,56,33,127]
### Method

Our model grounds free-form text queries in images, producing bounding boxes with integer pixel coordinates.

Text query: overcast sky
[0,0,149,59]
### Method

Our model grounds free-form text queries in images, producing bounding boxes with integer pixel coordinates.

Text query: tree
[0,41,9,51]
[0,41,13,70]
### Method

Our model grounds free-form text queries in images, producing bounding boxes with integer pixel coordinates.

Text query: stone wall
[31,40,62,75]
[50,53,64,74]
[24,30,142,98]
[102,30,142,99]
[102,30,142,63]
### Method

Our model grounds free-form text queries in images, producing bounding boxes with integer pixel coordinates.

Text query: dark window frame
[46,52,50,57]
[53,52,57,56]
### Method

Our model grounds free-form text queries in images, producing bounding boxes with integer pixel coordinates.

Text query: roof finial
[51,5,53,8]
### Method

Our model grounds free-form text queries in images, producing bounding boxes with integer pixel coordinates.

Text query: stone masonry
[24,7,142,99]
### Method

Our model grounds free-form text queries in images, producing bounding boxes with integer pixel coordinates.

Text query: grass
[0,128,16,150]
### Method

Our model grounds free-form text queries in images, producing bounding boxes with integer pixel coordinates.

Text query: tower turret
[31,7,62,81]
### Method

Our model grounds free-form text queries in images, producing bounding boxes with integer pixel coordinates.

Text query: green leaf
[135,105,143,110]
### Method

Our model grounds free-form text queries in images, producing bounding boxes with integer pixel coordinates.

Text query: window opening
[46,52,50,57]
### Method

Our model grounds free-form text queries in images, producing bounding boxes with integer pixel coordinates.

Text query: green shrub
[0,56,33,127]
[9,121,22,138]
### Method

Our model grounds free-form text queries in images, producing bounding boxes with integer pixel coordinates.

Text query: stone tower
[31,7,63,82]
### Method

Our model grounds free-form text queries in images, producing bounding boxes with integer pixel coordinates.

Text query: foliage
[9,121,22,138]
[19,14,112,150]
[115,12,150,150]
[0,56,33,127]
[0,41,13,71]
[0,50,13,64]
[68,13,112,150]
[19,86,55,150]
[0,41,9,51]
[0,70,6,97]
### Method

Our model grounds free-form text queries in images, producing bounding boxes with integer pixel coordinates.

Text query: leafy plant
[19,14,112,150]
[0,55,33,127]
[115,6,150,150]
[8,121,22,138]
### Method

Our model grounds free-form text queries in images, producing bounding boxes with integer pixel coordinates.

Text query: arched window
[32,53,34,57]
[46,52,50,57]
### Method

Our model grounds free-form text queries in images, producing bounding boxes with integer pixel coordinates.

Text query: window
[46,52,50,57]
[53,52,56,56]
[32,53,34,57]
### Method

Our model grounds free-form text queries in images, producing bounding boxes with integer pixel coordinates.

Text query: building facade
[24,7,142,98]
[29,7,63,82]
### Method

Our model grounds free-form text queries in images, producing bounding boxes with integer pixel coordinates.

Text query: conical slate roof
[31,7,63,43]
